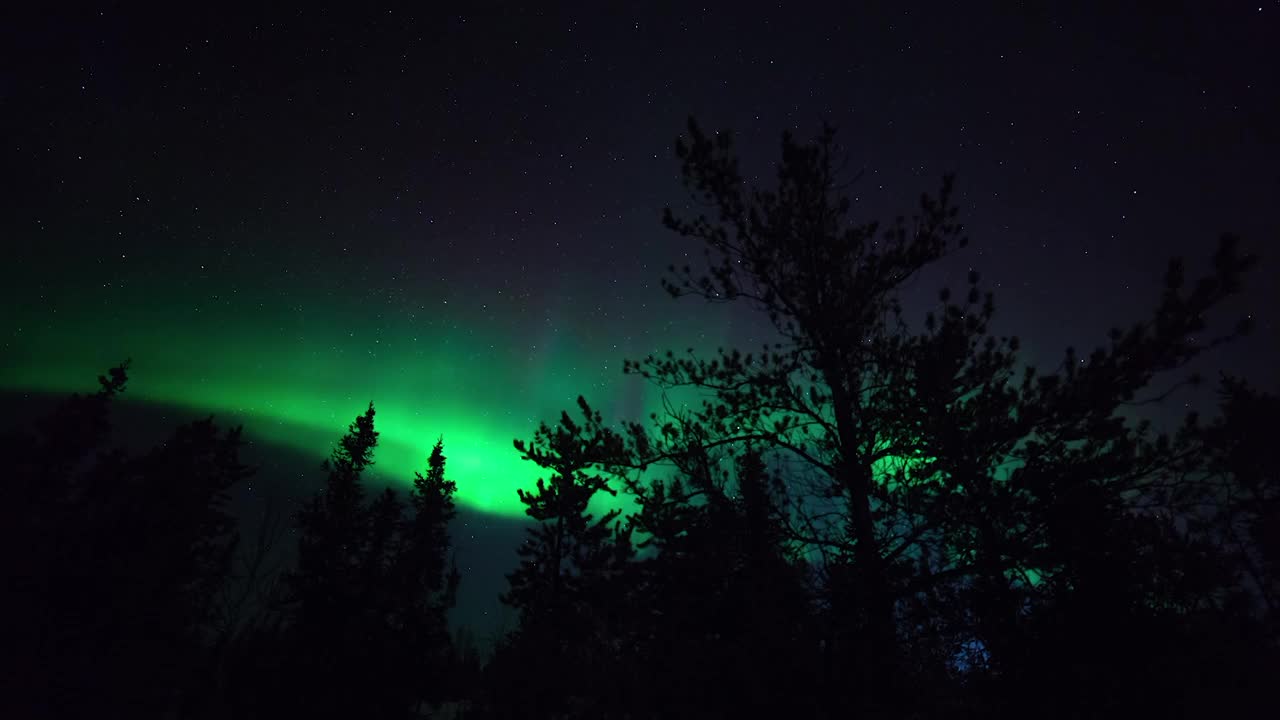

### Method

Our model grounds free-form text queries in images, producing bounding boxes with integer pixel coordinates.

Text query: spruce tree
[277,405,461,718]
[396,439,461,707]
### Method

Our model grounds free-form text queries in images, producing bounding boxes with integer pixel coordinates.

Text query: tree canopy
[4,118,1274,719]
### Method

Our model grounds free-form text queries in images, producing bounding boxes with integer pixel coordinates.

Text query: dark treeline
[3,121,1276,718]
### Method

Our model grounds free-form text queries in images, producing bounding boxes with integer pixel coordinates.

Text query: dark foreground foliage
[3,120,1275,718]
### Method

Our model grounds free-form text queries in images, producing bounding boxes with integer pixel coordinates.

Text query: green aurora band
[1,272,744,519]
[2,252,1034,531]
[1,275,1045,588]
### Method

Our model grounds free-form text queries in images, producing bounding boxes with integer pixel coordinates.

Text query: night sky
[3,3,1277,631]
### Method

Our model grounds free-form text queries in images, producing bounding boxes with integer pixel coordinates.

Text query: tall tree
[287,403,378,661]
[630,119,972,706]
[277,405,461,719]
[626,118,1259,714]
[395,438,461,707]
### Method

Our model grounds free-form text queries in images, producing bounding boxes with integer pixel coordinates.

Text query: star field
[2,4,1277,521]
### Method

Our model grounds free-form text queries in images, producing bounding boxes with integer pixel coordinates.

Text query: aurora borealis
[2,5,1276,574]
[6,9,1280,717]
[1,265,749,517]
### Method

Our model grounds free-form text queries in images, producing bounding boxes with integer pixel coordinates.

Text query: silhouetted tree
[396,439,462,710]
[620,118,1263,716]
[282,403,378,717]
[0,363,250,718]
[489,396,634,719]
[625,119,976,711]
[273,404,460,719]
[1200,375,1280,616]
[621,444,817,718]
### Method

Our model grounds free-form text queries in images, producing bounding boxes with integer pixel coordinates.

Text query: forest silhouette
[3,120,1276,719]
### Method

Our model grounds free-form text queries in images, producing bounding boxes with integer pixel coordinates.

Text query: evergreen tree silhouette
[489,396,633,719]
[285,403,378,717]
[1,364,250,718]
[277,404,461,719]
[395,439,462,709]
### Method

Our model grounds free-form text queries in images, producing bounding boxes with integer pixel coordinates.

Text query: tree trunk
[829,377,898,703]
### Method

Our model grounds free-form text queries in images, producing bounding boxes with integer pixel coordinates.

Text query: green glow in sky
[3,259,1029,524]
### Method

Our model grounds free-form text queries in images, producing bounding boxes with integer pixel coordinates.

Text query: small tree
[623,444,816,717]
[0,364,250,718]
[492,396,633,718]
